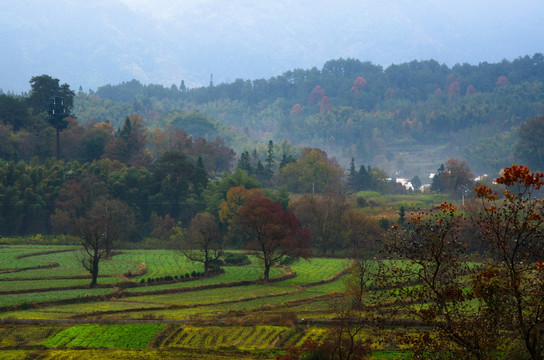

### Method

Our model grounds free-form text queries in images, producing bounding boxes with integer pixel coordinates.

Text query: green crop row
[114,250,203,280]
[124,265,283,293]
[0,277,121,292]
[0,250,137,280]
[278,258,352,286]
[0,246,75,271]
[130,283,294,306]
[0,288,113,308]
[40,324,165,349]
[165,325,329,351]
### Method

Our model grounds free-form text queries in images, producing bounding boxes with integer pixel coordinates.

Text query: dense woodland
[2,54,544,176]
[0,54,543,239]
[83,54,544,175]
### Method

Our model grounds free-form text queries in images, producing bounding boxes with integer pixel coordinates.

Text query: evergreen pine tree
[238,151,252,174]
[265,140,275,177]
[347,158,357,190]
[193,156,208,197]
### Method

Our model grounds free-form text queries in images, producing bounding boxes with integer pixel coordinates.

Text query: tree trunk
[263,262,270,282]
[89,254,99,288]
[56,127,61,160]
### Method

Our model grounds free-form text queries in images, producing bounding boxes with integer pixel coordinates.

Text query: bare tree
[75,198,134,287]
[175,212,222,273]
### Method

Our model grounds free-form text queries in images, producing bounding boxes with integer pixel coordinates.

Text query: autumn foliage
[350,76,367,93]
[308,85,325,105]
[238,195,310,281]
[475,163,544,359]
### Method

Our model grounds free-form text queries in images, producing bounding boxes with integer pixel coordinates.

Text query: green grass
[113,250,203,280]
[124,265,283,293]
[0,277,121,291]
[278,258,352,286]
[127,283,296,306]
[0,250,137,280]
[0,288,114,308]
[0,246,76,271]
[111,278,347,320]
[371,350,409,359]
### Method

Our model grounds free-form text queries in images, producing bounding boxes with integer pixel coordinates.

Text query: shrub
[280,256,295,266]
[223,252,251,266]
[378,218,391,230]
[19,302,33,310]
[356,196,368,207]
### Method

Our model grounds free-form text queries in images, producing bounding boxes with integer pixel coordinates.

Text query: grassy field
[0,245,416,359]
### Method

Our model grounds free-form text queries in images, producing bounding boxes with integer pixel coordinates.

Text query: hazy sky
[1,0,543,92]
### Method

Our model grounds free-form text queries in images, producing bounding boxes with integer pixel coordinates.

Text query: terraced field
[0,245,374,359]
[40,324,165,349]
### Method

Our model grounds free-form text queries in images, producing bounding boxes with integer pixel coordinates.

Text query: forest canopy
[1,54,544,180]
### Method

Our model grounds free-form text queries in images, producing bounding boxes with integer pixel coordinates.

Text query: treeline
[94,54,544,107]
[0,134,395,257]
[0,128,311,237]
[0,156,204,237]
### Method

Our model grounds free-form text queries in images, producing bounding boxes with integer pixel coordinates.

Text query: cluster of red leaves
[495,163,544,188]
[410,216,422,223]
[475,185,498,200]
[472,266,501,301]
[351,76,367,93]
[434,201,456,213]
[476,164,544,202]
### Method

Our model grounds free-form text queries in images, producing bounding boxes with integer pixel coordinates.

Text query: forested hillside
[77,54,544,177]
[2,54,544,179]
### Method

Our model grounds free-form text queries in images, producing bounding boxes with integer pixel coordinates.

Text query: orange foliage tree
[385,202,501,358]
[476,164,544,360]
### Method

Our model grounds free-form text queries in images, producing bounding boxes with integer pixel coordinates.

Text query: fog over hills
[1,0,543,93]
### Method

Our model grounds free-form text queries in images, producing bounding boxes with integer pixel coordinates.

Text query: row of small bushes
[140,271,205,284]
[0,234,79,245]
[138,267,228,284]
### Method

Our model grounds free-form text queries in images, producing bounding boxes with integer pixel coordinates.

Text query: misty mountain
[1,0,543,93]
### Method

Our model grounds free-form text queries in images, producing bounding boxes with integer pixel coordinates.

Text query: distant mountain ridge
[1,0,543,93]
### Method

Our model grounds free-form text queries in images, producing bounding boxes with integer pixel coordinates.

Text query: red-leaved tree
[351,76,367,93]
[308,85,325,105]
[320,96,332,114]
[238,196,310,281]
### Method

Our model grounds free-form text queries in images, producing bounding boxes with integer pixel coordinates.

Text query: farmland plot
[0,250,137,280]
[114,250,203,280]
[164,325,326,351]
[0,288,114,308]
[124,265,284,293]
[277,258,353,286]
[0,246,352,324]
[40,324,165,349]
[0,246,77,272]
